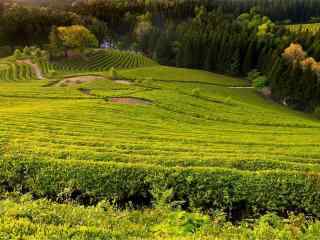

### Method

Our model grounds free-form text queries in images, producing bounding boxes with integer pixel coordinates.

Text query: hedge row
[52,49,157,72]
[0,159,320,218]
[0,62,34,81]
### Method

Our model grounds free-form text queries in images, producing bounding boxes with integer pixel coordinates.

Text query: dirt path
[16,59,44,79]
[113,80,133,85]
[109,97,152,106]
[228,86,254,89]
[56,75,105,87]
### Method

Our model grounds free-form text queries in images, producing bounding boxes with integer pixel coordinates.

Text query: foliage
[1,157,320,217]
[0,196,320,239]
[253,75,268,89]
[237,8,275,38]
[247,69,261,82]
[282,43,307,63]
[14,49,23,59]
[53,25,98,54]
[88,18,109,45]
[134,12,153,41]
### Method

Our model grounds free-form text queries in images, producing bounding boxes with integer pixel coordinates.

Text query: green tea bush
[23,47,32,57]
[14,49,23,59]
[1,196,319,239]
[1,159,320,218]
[110,67,120,80]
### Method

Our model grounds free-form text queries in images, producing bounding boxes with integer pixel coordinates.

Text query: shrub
[152,210,210,236]
[253,75,268,89]
[247,69,261,81]
[110,67,120,80]
[23,47,31,57]
[14,49,23,59]
[34,49,42,58]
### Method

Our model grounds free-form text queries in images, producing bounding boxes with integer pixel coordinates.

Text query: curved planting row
[0,54,51,81]
[52,49,157,72]
[0,61,35,81]
[1,159,320,218]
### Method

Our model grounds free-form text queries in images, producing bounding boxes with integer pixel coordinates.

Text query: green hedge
[1,159,320,217]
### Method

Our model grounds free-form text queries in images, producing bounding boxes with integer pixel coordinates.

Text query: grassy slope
[1,66,319,171]
[1,63,320,238]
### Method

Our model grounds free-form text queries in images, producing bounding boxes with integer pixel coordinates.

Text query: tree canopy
[50,25,98,56]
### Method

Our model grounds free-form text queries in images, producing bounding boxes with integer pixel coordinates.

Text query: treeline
[3,0,320,47]
[0,2,109,48]
[138,8,320,111]
[43,0,320,23]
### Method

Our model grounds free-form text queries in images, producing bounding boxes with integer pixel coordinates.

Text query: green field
[1,50,320,238]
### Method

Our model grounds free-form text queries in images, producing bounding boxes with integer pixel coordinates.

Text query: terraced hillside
[0,59,35,81]
[0,48,51,81]
[1,60,320,222]
[52,49,157,72]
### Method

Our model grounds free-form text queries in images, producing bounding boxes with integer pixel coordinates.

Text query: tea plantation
[286,23,320,33]
[0,49,320,238]
[52,49,157,73]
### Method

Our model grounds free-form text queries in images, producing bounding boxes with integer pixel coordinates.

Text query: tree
[53,25,98,57]
[282,43,307,64]
[88,19,109,45]
[242,41,255,74]
[49,26,63,57]
[134,12,153,41]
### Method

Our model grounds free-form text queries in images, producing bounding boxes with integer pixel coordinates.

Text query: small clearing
[57,75,105,87]
[109,97,152,105]
[16,59,44,79]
